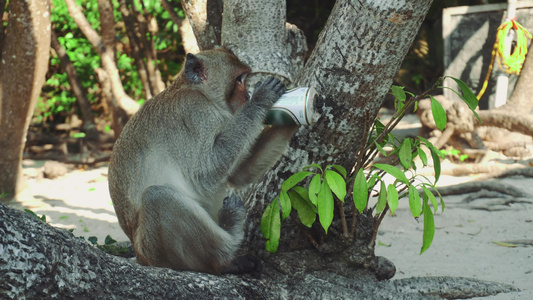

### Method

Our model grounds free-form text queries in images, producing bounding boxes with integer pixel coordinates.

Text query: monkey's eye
[236,73,247,84]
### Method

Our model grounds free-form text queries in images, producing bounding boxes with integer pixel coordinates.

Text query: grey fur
[108,48,293,274]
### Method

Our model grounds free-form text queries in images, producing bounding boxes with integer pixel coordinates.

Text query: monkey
[108,47,298,275]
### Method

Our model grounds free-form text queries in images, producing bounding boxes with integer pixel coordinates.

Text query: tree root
[438,163,529,177]
[436,181,530,198]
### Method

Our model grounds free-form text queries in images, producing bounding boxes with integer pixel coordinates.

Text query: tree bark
[64,0,139,117]
[180,0,222,51]
[0,0,50,201]
[1,0,526,297]
[0,202,518,298]
[240,1,434,269]
[50,31,97,139]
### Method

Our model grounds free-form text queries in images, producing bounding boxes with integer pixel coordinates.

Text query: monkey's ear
[184,53,207,84]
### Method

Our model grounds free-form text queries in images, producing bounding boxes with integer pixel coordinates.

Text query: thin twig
[369,205,389,248]
[336,198,349,237]
[350,208,357,239]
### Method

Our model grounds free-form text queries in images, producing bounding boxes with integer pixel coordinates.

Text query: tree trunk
[180,0,222,51]
[1,0,525,297]
[50,31,97,139]
[0,0,50,201]
[161,0,199,54]
[64,0,139,118]
[240,1,434,276]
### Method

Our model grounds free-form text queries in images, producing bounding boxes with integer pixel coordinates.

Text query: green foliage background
[38,0,184,124]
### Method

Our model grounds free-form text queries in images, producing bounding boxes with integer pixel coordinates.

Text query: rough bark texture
[2,0,523,298]
[241,1,435,271]
[180,0,222,51]
[0,203,518,299]
[0,0,50,201]
[222,0,303,85]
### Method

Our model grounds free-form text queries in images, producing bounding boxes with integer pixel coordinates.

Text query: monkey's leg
[134,185,244,274]
[218,194,263,277]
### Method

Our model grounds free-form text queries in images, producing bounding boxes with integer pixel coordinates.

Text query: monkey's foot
[223,254,263,279]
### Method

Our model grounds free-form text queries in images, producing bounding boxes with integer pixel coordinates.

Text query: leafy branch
[261,76,479,255]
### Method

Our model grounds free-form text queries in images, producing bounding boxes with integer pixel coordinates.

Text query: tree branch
[64,0,139,117]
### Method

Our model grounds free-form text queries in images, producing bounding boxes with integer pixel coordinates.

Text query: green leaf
[325,170,346,202]
[378,240,392,247]
[398,138,413,169]
[422,186,439,213]
[88,236,98,245]
[282,171,314,191]
[328,165,347,178]
[104,235,117,245]
[353,168,368,213]
[289,190,316,227]
[308,174,321,207]
[375,118,385,132]
[417,147,428,166]
[367,173,380,191]
[376,181,387,214]
[420,201,435,255]
[387,184,399,215]
[261,197,281,253]
[449,77,479,112]
[293,186,318,212]
[429,147,442,183]
[24,209,39,219]
[374,141,388,156]
[373,164,409,184]
[418,137,443,182]
[492,241,518,248]
[317,180,334,233]
[408,185,422,218]
[279,190,292,221]
[71,132,86,139]
[430,95,447,131]
[391,85,406,111]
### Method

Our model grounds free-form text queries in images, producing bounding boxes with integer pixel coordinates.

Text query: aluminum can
[264,87,318,125]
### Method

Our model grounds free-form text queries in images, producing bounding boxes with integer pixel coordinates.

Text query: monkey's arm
[228,125,298,188]
[209,78,285,181]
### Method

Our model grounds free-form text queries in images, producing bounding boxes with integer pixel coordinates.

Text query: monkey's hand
[251,77,286,109]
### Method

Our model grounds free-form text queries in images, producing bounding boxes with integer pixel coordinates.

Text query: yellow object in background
[476,18,532,100]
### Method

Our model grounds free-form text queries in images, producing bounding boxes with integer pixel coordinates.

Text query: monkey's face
[183,48,251,114]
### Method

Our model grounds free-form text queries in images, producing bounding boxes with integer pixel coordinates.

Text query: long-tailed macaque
[108,47,297,275]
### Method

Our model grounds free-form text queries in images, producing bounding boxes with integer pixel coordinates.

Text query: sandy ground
[8,129,533,299]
